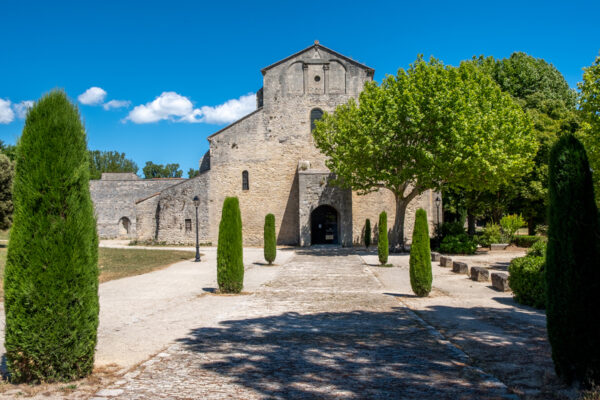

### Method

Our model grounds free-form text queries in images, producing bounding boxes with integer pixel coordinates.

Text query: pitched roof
[261,42,375,75]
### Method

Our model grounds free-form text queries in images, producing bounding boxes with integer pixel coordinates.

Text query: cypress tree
[378,211,388,264]
[264,213,276,265]
[217,197,244,293]
[364,218,371,249]
[547,134,600,386]
[409,209,432,296]
[4,91,99,383]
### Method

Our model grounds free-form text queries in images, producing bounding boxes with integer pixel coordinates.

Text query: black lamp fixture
[193,195,201,262]
[435,196,441,239]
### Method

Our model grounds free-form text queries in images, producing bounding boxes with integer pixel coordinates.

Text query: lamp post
[435,196,441,243]
[193,195,201,262]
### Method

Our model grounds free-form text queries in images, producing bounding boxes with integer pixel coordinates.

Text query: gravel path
[98,249,520,399]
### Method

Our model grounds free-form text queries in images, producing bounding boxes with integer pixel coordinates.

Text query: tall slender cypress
[378,212,388,264]
[264,213,276,265]
[217,197,244,293]
[546,134,600,386]
[4,91,99,383]
[409,209,432,296]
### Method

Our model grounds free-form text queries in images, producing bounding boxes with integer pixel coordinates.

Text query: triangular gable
[261,42,375,75]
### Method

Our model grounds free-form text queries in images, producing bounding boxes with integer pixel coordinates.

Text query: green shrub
[364,218,371,249]
[409,209,432,297]
[478,223,502,247]
[526,239,547,257]
[500,214,525,243]
[546,134,600,386]
[217,197,244,293]
[438,221,466,238]
[4,91,99,383]
[439,234,477,255]
[508,256,546,309]
[263,214,276,265]
[378,212,388,264]
[513,235,542,248]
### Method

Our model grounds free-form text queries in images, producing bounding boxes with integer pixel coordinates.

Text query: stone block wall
[90,174,184,239]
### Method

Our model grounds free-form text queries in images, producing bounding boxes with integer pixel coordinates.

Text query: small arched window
[310,108,324,132]
[242,170,249,191]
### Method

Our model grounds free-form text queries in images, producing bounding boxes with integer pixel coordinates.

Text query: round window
[314,75,321,82]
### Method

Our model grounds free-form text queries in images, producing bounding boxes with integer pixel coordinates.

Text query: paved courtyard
[91,248,571,400]
[0,246,574,399]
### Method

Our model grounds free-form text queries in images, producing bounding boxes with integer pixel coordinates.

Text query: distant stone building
[90,43,439,246]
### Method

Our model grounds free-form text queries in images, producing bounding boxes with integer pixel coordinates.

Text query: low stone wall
[90,175,185,239]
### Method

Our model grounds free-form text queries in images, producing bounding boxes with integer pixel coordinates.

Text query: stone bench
[452,261,469,275]
[431,252,441,262]
[470,266,490,282]
[439,256,453,267]
[491,272,510,291]
[490,243,509,251]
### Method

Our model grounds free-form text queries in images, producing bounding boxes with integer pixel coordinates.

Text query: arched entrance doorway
[311,205,338,245]
[118,217,131,236]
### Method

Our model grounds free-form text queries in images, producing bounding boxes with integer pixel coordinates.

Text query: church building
[90,42,439,246]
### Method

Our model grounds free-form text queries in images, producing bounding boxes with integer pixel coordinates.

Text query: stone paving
[97,249,520,399]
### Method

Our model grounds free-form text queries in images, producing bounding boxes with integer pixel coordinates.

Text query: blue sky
[1,0,599,176]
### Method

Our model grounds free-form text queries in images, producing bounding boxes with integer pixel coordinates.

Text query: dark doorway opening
[311,205,339,245]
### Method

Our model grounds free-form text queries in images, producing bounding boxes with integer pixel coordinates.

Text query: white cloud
[126,92,256,125]
[103,99,131,110]
[194,93,256,124]
[0,99,15,124]
[13,100,34,119]
[78,86,107,105]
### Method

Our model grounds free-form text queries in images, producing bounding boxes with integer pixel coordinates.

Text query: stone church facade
[90,43,439,246]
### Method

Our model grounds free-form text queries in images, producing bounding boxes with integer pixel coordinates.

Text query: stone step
[452,261,469,275]
[470,266,490,282]
[491,272,510,291]
[439,256,453,268]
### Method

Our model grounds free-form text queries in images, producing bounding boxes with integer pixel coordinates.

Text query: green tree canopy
[313,56,536,249]
[88,150,138,180]
[578,53,600,205]
[445,52,578,232]
[0,140,17,161]
[188,168,200,178]
[142,161,183,179]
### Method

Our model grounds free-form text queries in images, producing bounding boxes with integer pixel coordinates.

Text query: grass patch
[97,248,196,283]
[0,247,196,298]
[376,263,395,268]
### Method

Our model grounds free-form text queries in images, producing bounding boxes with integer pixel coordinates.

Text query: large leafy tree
[142,161,183,179]
[578,53,600,205]
[88,150,138,180]
[451,53,578,233]
[313,57,536,249]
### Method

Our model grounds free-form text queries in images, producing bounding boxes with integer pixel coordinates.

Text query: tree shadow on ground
[176,306,571,399]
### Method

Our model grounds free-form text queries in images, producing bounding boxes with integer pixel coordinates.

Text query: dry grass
[0,363,122,398]
[97,247,196,283]
[0,247,196,298]
[0,229,8,241]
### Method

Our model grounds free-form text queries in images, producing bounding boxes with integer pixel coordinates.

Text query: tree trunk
[528,216,535,236]
[391,195,409,252]
[467,211,476,236]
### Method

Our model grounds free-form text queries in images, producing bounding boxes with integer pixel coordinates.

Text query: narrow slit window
[242,170,249,190]
[310,108,324,132]
[185,219,192,232]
